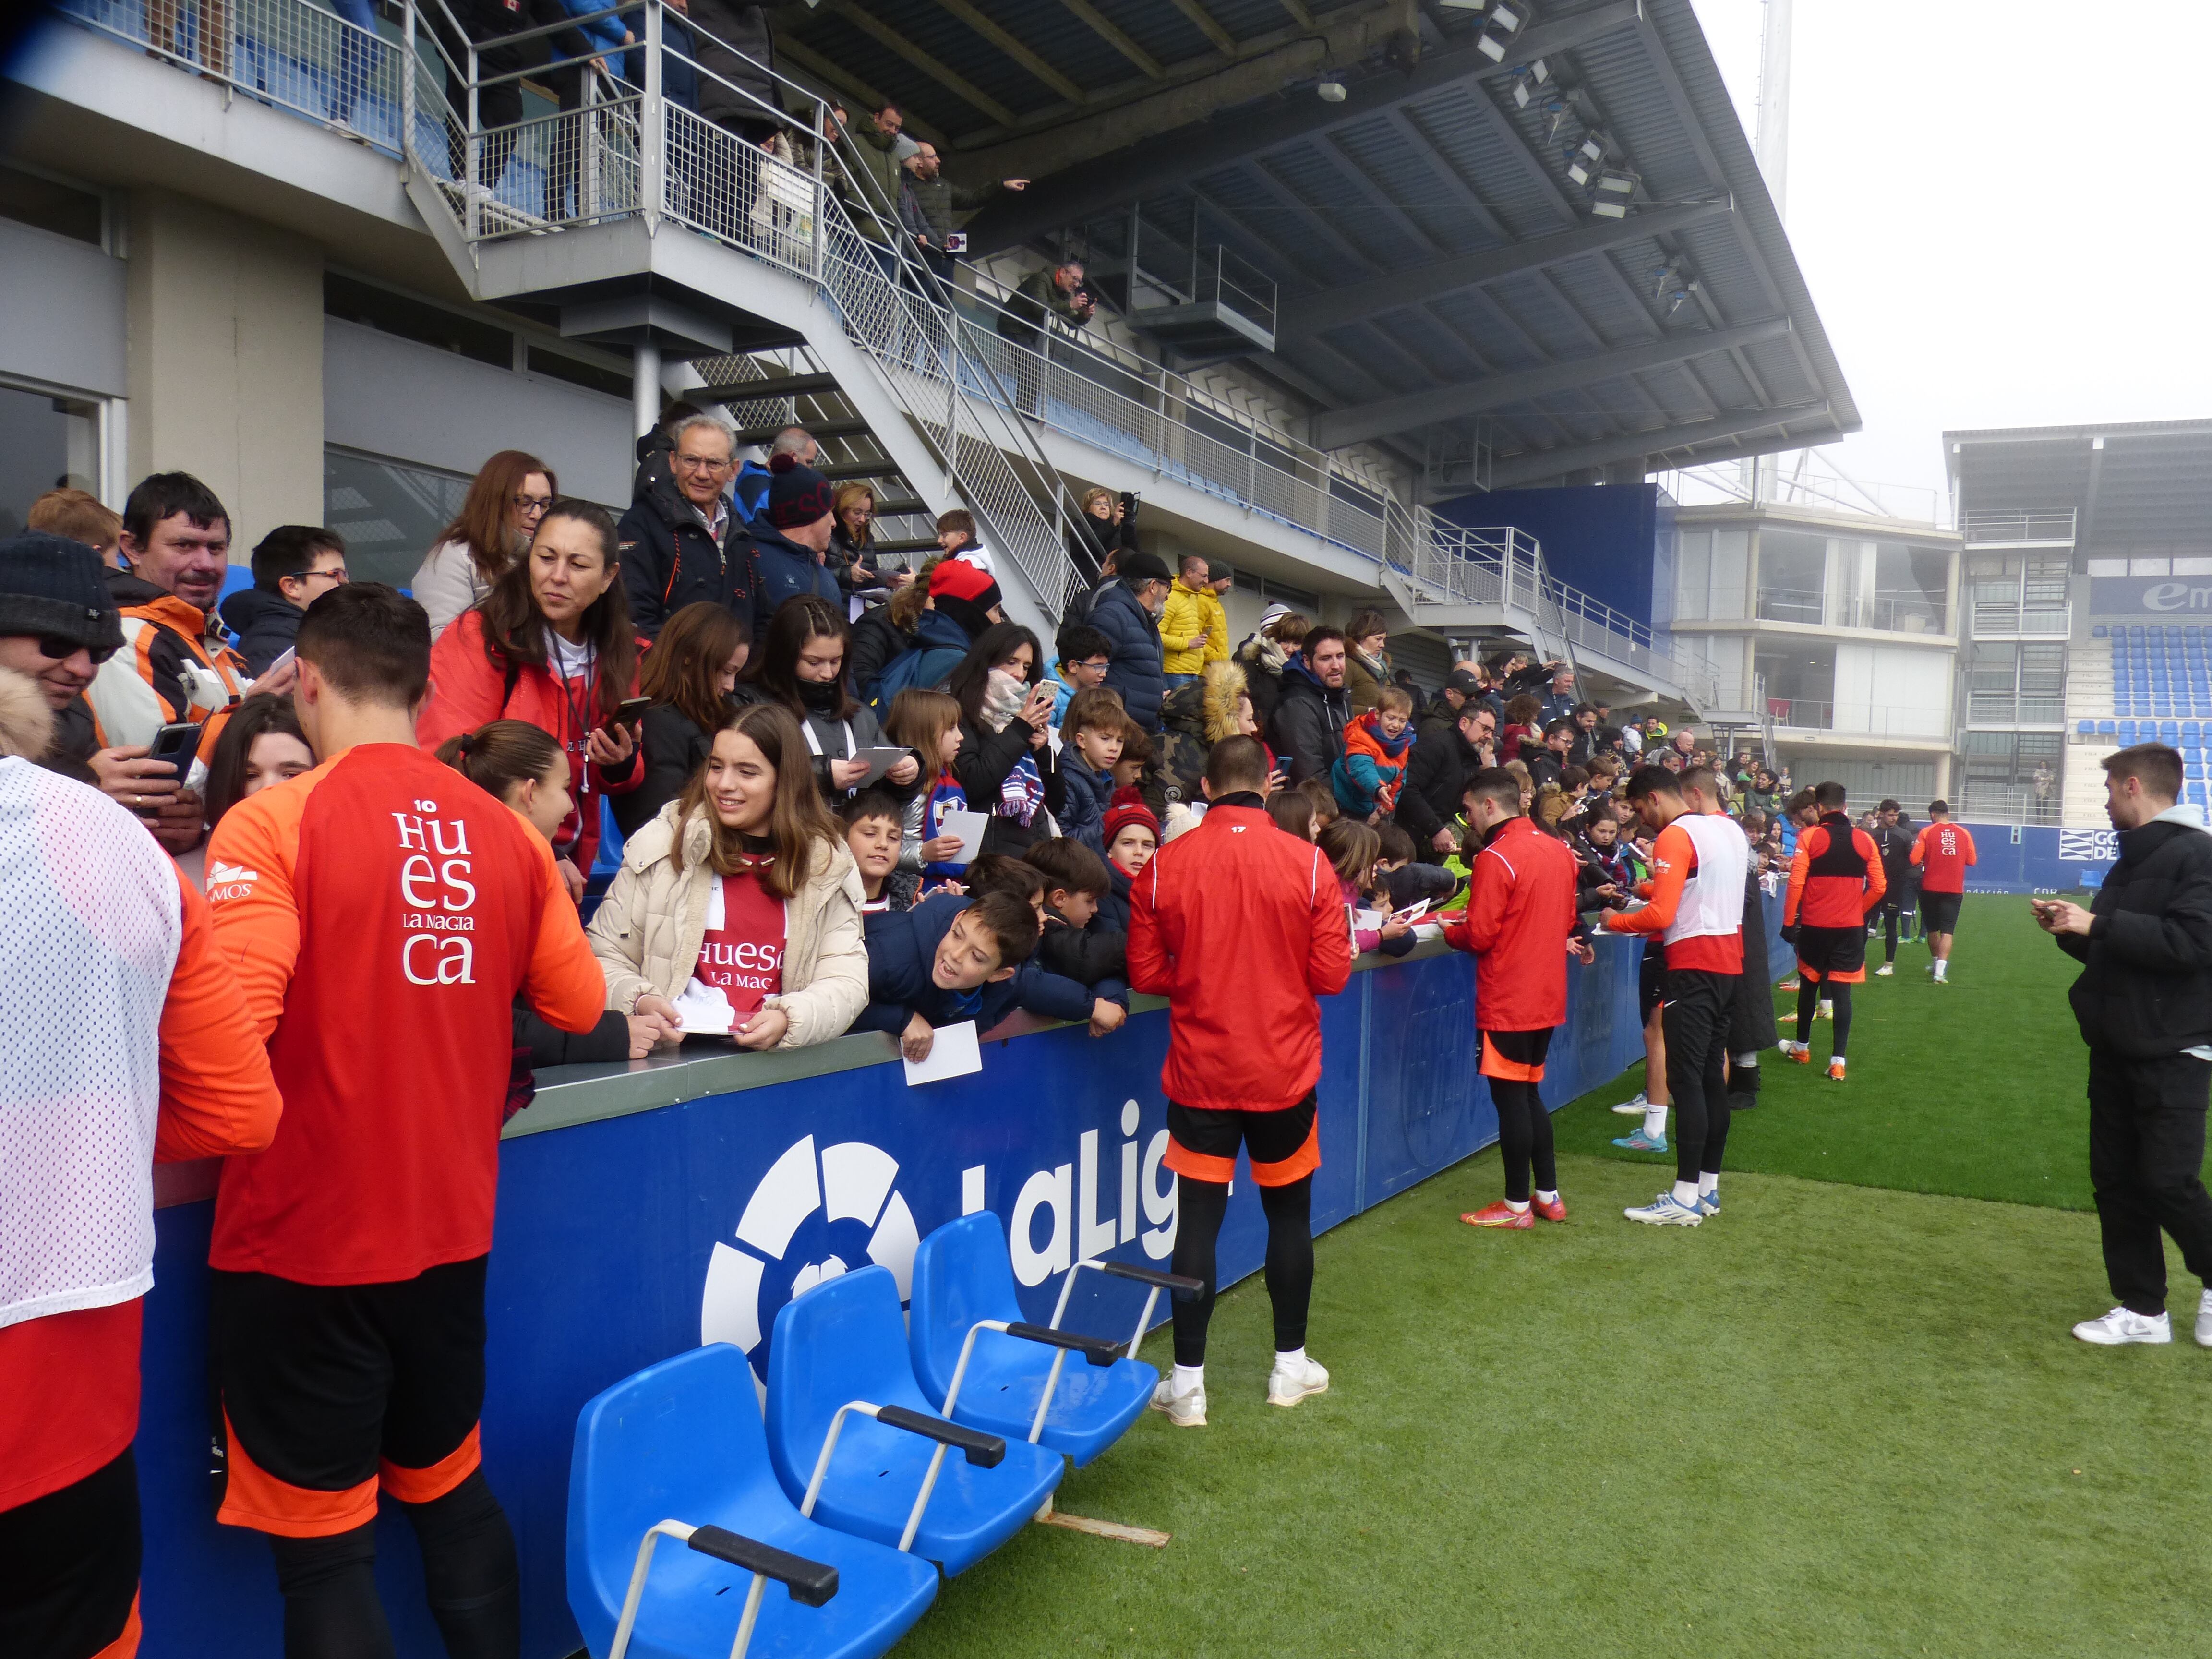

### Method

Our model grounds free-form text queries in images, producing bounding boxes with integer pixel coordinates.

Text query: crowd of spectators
[3,445,1797,1082]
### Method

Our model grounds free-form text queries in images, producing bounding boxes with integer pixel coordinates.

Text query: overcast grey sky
[1688,0,2212,511]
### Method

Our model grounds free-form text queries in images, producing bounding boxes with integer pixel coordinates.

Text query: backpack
[868,640,967,717]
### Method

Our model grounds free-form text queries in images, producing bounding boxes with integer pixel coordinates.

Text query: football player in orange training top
[203,584,606,1657]
[1910,799,1977,983]
[1780,781,1887,1080]
[1604,765,1748,1226]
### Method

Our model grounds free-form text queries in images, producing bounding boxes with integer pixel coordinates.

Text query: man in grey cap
[0,531,197,843]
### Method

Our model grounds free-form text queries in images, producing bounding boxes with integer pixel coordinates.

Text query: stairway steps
[734,417,873,445]
[696,372,842,401]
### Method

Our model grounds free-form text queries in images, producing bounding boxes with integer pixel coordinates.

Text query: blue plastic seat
[2162,721,2182,743]
[907,1214,1171,1470]
[2098,720,2117,736]
[568,1344,937,1659]
[2093,625,2108,637]
[766,1266,1062,1578]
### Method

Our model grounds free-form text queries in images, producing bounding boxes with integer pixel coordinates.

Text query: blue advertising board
[2088,575,2212,619]
[130,920,1763,1658]
[1950,821,2118,893]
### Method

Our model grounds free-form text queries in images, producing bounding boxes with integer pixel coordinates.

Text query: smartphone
[146,721,201,769]
[608,696,652,728]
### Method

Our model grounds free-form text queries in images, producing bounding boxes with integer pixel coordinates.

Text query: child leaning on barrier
[1023,837,1130,1027]
[1321,818,1415,960]
[1333,684,1415,821]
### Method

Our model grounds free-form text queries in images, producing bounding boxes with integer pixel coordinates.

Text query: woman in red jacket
[419,499,643,882]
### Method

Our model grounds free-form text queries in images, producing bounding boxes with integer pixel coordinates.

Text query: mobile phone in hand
[607,696,652,730]
[146,721,201,769]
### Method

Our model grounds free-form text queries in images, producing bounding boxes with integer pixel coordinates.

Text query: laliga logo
[700,1135,920,1376]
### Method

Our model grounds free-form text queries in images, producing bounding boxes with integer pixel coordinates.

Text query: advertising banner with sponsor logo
[2089,576,2212,619]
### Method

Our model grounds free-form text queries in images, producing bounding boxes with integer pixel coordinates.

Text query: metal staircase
[392,0,1091,632]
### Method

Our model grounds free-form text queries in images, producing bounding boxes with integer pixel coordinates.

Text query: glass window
[324,447,472,590]
[0,164,103,246]
[0,380,102,538]
[1674,528,1711,621]
[1757,529,1825,623]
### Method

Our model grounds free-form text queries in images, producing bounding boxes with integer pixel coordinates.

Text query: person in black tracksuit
[2040,745,2212,1345]
[1869,799,1918,969]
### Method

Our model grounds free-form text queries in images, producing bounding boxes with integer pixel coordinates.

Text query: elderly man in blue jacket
[1089,549,1172,732]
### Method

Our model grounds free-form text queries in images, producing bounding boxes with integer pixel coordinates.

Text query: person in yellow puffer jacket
[1160,553,1227,686]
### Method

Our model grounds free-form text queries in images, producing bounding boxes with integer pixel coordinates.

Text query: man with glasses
[617,411,756,641]
[220,525,349,675]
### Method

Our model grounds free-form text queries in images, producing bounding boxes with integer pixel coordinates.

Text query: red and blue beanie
[1103,786,1159,848]
[766,452,835,530]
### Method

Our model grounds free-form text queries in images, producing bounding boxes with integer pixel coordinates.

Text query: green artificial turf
[889,891,2212,1658]
[900,1152,2212,1659]
[1557,892,2197,1212]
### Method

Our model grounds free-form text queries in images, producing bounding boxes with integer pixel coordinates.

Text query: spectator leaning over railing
[0,666,279,1659]
[614,600,749,840]
[420,499,643,884]
[221,525,349,676]
[589,700,869,1050]
[841,101,908,260]
[27,486,123,567]
[996,256,1093,415]
[617,412,754,642]
[90,474,300,854]
[412,450,556,640]
[201,583,605,1654]
[686,0,780,142]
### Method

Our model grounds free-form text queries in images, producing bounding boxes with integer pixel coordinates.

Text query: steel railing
[1962,509,2077,545]
[47,0,1720,701]
[1765,699,1953,739]
[1968,600,2072,638]
[1753,587,1949,634]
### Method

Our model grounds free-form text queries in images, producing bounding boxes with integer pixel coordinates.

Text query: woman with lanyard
[740,594,919,805]
[421,498,644,885]
[946,619,1062,858]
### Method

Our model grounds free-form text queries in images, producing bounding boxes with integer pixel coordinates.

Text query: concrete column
[124,190,324,555]
[632,340,661,443]
[1934,750,1954,799]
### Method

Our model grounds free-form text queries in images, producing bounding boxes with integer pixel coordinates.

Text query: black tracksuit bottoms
[2088,1047,2212,1316]
[1662,968,1737,1185]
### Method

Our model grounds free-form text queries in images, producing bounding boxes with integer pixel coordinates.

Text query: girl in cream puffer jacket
[587,798,870,1048]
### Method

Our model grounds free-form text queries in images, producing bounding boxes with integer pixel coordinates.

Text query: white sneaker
[2071,1307,2171,1346]
[1266,1354,1330,1408]
[1611,1090,1650,1116]
[1623,1191,1704,1227]
[2197,1290,2212,1348]
[1148,1376,1207,1427]
[1875,963,1894,977]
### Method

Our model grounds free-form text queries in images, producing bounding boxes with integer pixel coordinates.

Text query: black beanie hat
[766,452,835,531]
[0,532,124,657]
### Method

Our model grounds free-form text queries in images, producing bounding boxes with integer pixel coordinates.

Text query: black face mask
[797,678,843,710]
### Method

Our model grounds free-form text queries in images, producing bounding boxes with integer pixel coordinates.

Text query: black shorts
[1639,939,1668,1021]
[1164,1092,1318,1189]
[209,1255,489,1539]
[1479,1026,1554,1082]
[0,1448,139,1659]
[1921,890,1962,933]
[1794,924,1867,983]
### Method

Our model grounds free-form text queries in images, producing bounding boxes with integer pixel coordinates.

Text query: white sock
[1503,1197,1530,1213]
[1672,1179,1701,1208]
[1933,959,1947,979]
[1819,999,1833,1017]
[1698,1172,1718,1197]
[1732,1052,1759,1070]
[1273,1347,1305,1371]
[1173,1363,1204,1394]
[1534,1189,1558,1205]
[1643,1104,1669,1137]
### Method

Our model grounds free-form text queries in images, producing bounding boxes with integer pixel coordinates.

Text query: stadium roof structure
[1946,419,2212,552]
[775,0,1857,489]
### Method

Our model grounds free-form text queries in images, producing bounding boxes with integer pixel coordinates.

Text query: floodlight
[1564,132,1607,188]
[1510,58,1551,107]
[1318,77,1347,101]
[1437,0,1486,9]
[1594,167,1636,196]
[1589,194,1629,219]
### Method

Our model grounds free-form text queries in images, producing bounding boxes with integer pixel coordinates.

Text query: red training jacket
[1444,814,1581,1033]
[1785,812,1887,929]
[1127,801,1352,1111]
[1910,820,1977,893]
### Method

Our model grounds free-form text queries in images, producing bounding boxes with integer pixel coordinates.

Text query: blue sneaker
[1696,1192,1721,1218]
[1611,1129,1669,1153]
[1623,1191,1704,1227]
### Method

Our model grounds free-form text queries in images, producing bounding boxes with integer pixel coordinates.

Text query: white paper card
[1352,908,1385,932]
[673,978,738,1036]
[1388,898,1431,926]
[938,810,990,866]
[903,1019,983,1086]
[852,746,910,785]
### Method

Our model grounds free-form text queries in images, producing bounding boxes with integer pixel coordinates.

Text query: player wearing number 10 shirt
[202,584,605,1655]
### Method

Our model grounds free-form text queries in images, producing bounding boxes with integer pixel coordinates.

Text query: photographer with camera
[1066,486,1139,594]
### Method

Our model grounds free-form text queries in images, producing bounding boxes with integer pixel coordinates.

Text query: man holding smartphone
[2038,743,2212,1348]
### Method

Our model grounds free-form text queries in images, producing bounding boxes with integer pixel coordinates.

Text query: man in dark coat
[685,0,779,139]
[2038,742,2212,1348]
[1398,702,1495,857]
[1267,626,1352,787]
[747,453,844,635]
[616,414,754,641]
[1088,550,1170,732]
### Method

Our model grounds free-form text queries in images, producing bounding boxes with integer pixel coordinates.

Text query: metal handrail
[1961,509,2077,544]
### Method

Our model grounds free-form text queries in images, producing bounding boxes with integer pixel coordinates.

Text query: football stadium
[3,0,2209,1654]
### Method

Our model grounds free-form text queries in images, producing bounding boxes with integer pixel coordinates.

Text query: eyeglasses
[513,493,554,516]
[36,634,116,666]
[674,456,735,474]
[295,566,349,588]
